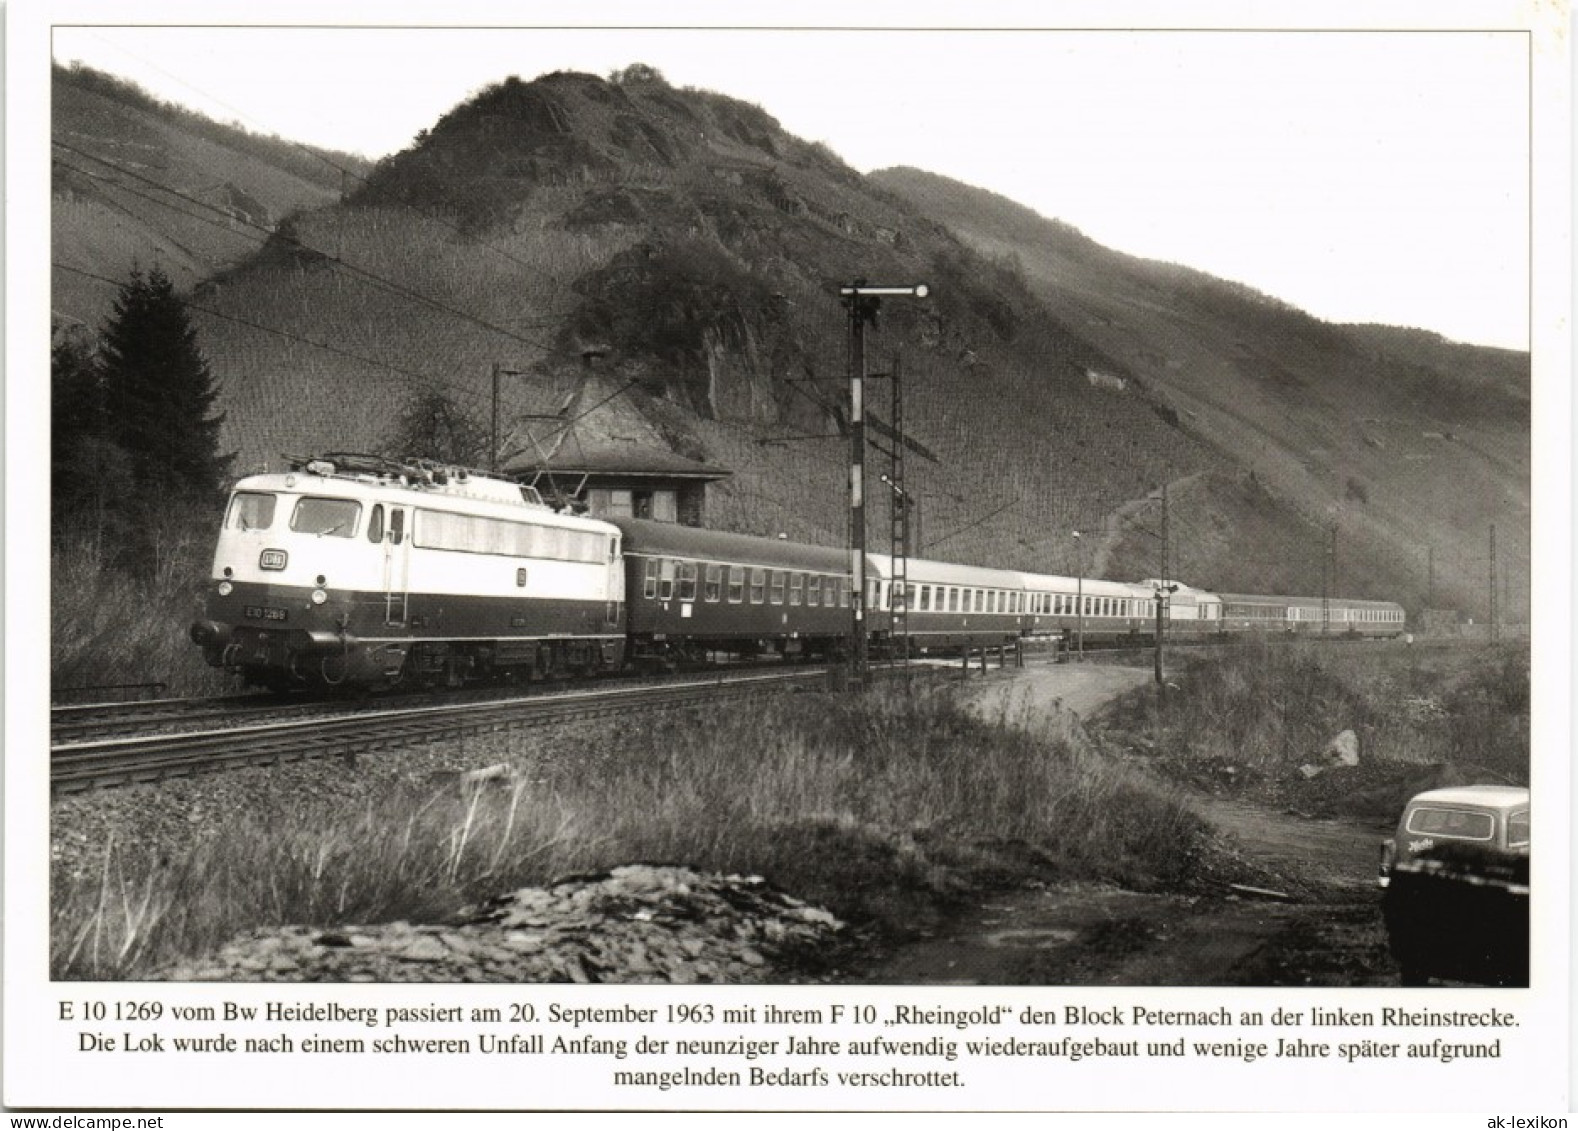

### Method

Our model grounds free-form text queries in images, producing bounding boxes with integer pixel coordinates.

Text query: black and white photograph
[6,0,1570,1119]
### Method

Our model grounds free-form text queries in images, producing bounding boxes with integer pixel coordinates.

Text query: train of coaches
[189,456,1407,691]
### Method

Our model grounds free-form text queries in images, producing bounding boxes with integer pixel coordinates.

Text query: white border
[6,0,1570,1117]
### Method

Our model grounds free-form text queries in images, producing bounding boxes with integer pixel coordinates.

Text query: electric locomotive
[190,454,626,690]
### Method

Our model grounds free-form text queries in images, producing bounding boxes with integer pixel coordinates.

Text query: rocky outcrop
[153,865,842,983]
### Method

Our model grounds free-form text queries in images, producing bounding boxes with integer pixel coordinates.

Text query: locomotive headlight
[217,581,234,597]
[311,588,329,606]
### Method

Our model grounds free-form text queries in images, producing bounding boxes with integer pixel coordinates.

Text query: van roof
[1407,784,1529,810]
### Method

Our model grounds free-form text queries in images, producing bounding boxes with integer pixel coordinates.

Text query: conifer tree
[84,267,233,575]
[97,267,233,507]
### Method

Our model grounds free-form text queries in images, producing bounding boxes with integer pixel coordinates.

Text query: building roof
[504,443,731,481]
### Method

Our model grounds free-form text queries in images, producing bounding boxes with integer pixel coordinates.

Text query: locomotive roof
[231,469,620,534]
[609,519,849,573]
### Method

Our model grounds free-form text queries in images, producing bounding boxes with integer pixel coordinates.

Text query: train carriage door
[383,506,411,626]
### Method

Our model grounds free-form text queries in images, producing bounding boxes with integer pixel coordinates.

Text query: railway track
[50,667,833,793]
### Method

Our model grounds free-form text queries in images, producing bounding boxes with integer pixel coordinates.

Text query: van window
[367,504,384,543]
[1406,807,1495,842]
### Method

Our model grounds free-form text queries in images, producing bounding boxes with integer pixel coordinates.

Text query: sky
[44,7,1540,351]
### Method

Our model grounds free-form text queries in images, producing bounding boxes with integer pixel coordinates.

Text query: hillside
[50,64,1529,618]
[51,63,371,332]
[78,66,1227,581]
[870,167,1530,619]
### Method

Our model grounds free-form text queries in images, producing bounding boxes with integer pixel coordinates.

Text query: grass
[52,679,1214,979]
[51,532,233,699]
[1095,637,1530,817]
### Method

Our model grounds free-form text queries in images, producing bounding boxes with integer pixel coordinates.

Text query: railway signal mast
[840,281,929,684]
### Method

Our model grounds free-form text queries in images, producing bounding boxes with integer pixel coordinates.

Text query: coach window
[677,561,698,602]
[807,574,822,606]
[657,559,677,602]
[728,565,746,604]
[769,571,786,605]
[789,574,804,606]
[643,558,660,599]
[750,568,767,604]
[837,579,850,608]
[704,564,723,602]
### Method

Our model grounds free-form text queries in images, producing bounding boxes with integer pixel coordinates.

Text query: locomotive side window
[728,566,745,604]
[677,561,697,602]
[367,504,384,543]
[291,496,361,538]
[704,564,722,602]
[227,491,277,531]
[750,569,766,604]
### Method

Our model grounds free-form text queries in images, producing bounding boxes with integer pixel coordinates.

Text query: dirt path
[850,662,1399,986]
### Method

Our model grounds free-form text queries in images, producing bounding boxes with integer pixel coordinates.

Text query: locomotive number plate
[244,605,289,622]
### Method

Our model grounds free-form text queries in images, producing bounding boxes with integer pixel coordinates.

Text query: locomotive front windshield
[290,496,362,538]
[226,491,277,531]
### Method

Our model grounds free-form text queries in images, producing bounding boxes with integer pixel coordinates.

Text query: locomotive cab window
[291,497,361,538]
[227,491,277,531]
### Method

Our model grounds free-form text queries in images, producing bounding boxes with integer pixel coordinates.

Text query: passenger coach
[612,518,852,663]
[865,554,1025,654]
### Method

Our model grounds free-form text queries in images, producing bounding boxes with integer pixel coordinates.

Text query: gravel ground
[51,720,591,887]
[51,711,850,983]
